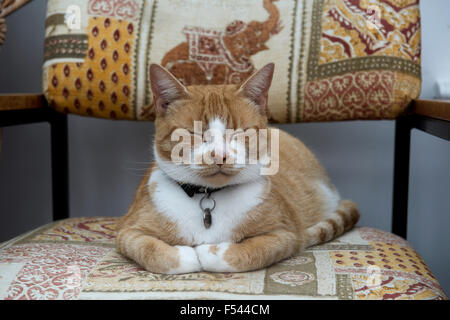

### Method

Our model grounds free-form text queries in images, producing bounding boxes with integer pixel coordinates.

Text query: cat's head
[150,63,274,188]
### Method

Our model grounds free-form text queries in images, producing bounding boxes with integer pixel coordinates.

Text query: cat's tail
[304,200,360,248]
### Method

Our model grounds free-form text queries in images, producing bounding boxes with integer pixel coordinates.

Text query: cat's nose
[211,150,227,165]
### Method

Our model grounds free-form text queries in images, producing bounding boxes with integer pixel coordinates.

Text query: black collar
[177,182,224,198]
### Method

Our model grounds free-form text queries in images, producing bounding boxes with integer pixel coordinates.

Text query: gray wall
[1,1,449,295]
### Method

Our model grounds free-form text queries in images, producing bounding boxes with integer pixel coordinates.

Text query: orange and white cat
[116,63,359,274]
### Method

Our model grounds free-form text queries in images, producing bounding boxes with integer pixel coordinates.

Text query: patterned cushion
[43,0,421,123]
[0,217,445,300]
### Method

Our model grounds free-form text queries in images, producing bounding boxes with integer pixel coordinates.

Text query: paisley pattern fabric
[0,217,446,300]
[43,0,421,123]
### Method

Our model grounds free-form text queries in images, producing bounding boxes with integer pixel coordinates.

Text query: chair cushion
[0,217,446,300]
[43,0,421,123]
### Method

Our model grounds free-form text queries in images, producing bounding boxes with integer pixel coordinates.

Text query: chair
[0,0,448,300]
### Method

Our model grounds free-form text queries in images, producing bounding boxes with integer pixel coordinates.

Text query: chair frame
[1,95,449,239]
[0,96,69,221]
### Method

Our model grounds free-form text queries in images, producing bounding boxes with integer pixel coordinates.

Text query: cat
[116,63,359,274]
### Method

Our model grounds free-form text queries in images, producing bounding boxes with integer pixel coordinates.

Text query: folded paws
[168,243,237,274]
[195,243,237,272]
[167,245,202,274]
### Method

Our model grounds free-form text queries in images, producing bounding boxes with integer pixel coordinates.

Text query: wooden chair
[0,0,448,300]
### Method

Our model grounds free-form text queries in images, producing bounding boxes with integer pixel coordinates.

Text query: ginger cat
[116,63,359,274]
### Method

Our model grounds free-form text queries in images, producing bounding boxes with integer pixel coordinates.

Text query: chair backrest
[43,0,421,123]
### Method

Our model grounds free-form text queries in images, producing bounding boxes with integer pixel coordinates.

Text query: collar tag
[177,181,223,229]
[199,192,216,229]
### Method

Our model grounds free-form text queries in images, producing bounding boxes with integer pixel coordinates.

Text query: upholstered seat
[0,217,446,300]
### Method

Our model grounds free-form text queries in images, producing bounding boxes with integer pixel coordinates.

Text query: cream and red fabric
[0,217,445,300]
[43,0,421,123]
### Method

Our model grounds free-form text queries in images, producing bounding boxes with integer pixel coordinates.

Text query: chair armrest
[0,93,46,111]
[405,99,450,141]
[410,99,450,122]
[392,99,450,238]
[0,94,51,128]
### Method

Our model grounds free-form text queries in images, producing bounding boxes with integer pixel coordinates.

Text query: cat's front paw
[167,246,202,274]
[195,243,237,272]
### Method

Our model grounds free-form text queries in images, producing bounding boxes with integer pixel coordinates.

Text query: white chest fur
[148,169,266,245]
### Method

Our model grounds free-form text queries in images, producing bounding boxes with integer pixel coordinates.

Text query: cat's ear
[238,63,274,114]
[150,64,188,114]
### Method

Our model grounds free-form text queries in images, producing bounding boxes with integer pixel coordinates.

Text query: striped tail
[305,200,360,248]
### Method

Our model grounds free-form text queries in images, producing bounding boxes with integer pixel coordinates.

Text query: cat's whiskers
[124,167,151,172]
[160,163,202,183]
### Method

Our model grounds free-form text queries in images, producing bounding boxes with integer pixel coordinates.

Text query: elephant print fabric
[43,0,421,123]
[161,0,283,86]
